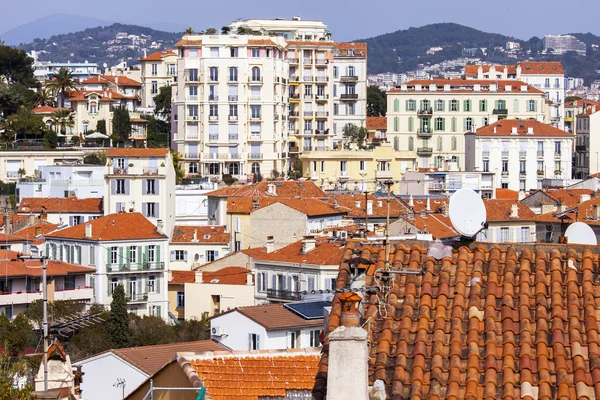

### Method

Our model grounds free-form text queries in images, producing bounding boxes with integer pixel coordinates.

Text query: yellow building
[300,143,415,192]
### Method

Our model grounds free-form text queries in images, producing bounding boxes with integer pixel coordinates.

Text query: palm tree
[205,28,217,35]
[34,89,56,108]
[46,68,77,108]
[50,109,75,136]
[221,26,231,35]
[236,26,250,35]
[183,27,194,35]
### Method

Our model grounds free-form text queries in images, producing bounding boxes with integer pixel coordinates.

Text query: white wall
[307,215,343,232]
[210,312,267,350]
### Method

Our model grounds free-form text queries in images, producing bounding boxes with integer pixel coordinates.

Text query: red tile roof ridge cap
[175,348,322,360]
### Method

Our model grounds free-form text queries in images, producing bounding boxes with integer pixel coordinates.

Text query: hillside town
[3,12,600,400]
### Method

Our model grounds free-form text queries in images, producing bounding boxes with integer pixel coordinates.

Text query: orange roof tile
[247,39,279,46]
[82,75,141,87]
[207,180,326,198]
[331,194,406,218]
[220,303,323,331]
[315,240,600,399]
[171,226,230,244]
[335,42,367,51]
[520,61,564,74]
[484,199,536,221]
[139,49,177,61]
[0,250,94,278]
[31,106,69,114]
[202,267,251,285]
[0,233,28,243]
[177,350,320,400]
[226,196,346,216]
[546,189,594,207]
[389,79,544,94]
[169,270,195,285]
[175,39,203,47]
[14,223,59,243]
[473,119,573,137]
[495,188,519,200]
[106,148,169,157]
[66,90,138,102]
[465,64,517,77]
[253,236,345,266]
[366,116,387,130]
[46,213,167,241]
[17,197,103,214]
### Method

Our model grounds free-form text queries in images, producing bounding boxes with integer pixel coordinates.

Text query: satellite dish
[449,188,487,237]
[565,222,597,245]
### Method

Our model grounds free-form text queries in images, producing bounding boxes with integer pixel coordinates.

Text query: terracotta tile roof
[66,89,138,102]
[222,303,324,331]
[207,180,326,198]
[46,212,167,241]
[171,226,230,244]
[247,39,278,46]
[14,223,59,244]
[139,49,177,61]
[484,199,537,221]
[202,267,251,285]
[473,120,573,137]
[334,42,367,51]
[31,106,68,114]
[177,350,320,400]
[535,196,600,225]
[366,116,387,130]
[285,40,335,47]
[169,270,195,285]
[389,79,544,94]
[194,246,267,270]
[400,212,458,239]
[175,39,203,47]
[565,99,600,108]
[0,250,94,278]
[464,64,517,77]
[106,148,169,157]
[520,61,564,75]
[110,340,227,375]
[82,75,141,87]
[545,189,594,207]
[314,241,600,399]
[495,188,519,200]
[17,197,103,214]
[130,117,148,123]
[227,197,344,216]
[330,194,406,218]
[253,237,345,266]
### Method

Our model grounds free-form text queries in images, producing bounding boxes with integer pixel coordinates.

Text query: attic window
[204,234,211,239]
[210,279,220,283]
[252,200,259,209]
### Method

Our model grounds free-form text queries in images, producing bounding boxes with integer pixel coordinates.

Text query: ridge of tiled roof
[176,349,320,400]
[253,236,346,266]
[169,270,195,285]
[46,212,167,241]
[82,75,141,87]
[473,120,573,137]
[139,49,177,61]
[389,79,544,94]
[314,241,600,399]
[175,39,203,47]
[0,250,94,278]
[106,148,169,157]
[484,199,537,222]
[218,303,323,331]
[17,197,103,214]
[31,106,69,114]
[66,89,139,102]
[194,247,267,270]
[520,61,564,75]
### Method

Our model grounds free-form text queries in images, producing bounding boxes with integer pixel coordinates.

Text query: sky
[2,0,600,41]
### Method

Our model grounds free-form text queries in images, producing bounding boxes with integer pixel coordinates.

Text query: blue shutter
[142,180,148,195]
[69,216,74,226]
[170,250,175,261]
[111,180,116,195]
[183,251,188,262]
[142,203,147,217]
[155,180,159,195]
[125,180,130,195]
[155,203,159,219]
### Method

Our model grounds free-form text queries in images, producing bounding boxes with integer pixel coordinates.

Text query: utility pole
[364,191,369,235]
[383,180,394,272]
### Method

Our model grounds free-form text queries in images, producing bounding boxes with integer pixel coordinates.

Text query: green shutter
[127,246,131,268]
[78,246,82,265]
[408,117,414,132]
[419,100,423,110]
[393,99,399,112]
[118,247,123,268]
[144,246,149,265]
[138,246,142,267]
[451,117,456,132]
[441,100,445,111]
[405,100,409,111]
[107,247,111,264]
[156,245,161,265]
[455,100,460,112]
[394,117,399,131]
[441,118,446,131]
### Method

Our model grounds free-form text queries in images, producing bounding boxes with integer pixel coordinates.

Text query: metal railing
[249,153,262,159]
[266,289,302,301]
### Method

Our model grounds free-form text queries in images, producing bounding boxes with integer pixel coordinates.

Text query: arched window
[408,137,414,151]
[89,101,97,114]
[209,67,218,81]
[251,162,260,175]
[251,67,261,82]
[82,122,89,133]
[208,163,219,175]
[228,163,240,175]
[451,136,457,151]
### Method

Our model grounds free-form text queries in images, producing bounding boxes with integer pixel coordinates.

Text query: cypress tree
[107,284,130,348]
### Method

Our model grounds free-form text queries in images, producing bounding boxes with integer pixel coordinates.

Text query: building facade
[139,50,178,111]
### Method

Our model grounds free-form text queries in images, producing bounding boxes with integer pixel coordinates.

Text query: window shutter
[111,180,116,195]
[463,118,467,131]
[78,246,82,265]
[394,117,399,131]
[408,117,414,132]
[45,244,49,258]
[142,203,147,217]
[69,246,74,263]
[126,247,131,268]
[184,251,188,262]
[156,245,161,264]
[451,117,456,132]
[256,335,260,349]
[155,181,159,195]
[248,334,252,350]
[107,247,111,264]
[441,100,445,111]
[118,247,123,267]
[214,251,218,260]
[405,100,409,111]
[156,277,161,294]
[170,250,175,261]
[138,279,142,296]
[155,203,160,219]
[441,118,446,131]
[419,100,423,110]
[143,180,148,195]
[125,180,130,195]
[272,275,276,289]
[393,99,399,112]
[69,216,74,226]
[456,156,460,166]
[144,246,149,265]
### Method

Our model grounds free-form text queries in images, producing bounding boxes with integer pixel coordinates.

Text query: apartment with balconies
[171,35,290,182]
[104,148,176,235]
[139,50,178,111]
[229,16,331,41]
[465,120,573,192]
[387,79,547,171]
[45,212,169,318]
[573,108,600,178]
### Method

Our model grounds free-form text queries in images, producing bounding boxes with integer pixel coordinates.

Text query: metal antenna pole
[42,256,48,391]
[364,191,369,235]
[384,180,394,272]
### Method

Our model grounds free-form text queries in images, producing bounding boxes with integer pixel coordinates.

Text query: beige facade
[184,279,254,319]
[169,241,230,271]
[249,203,313,250]
[139,50,178,110]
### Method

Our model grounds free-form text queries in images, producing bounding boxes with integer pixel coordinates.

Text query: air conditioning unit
[211,326,224,336]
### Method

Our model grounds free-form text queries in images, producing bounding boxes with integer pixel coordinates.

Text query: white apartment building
[16,164,105,203]
[574,109,600,178]
[45,213,170,318]
[465,120,573,192]
[175,181,217,225]
[229,16,330,41]
[171,35,290,181]
[104,148,176,235]
[30,51,100,81]
[139,50,178,111]
[543,35,586,55]
[0,151,85,182]
[386,79,547,170]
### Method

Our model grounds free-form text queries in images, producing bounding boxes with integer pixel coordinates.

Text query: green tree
[184,27,194,35]
[205,28,217,35]
[1,314,36,356]
[50,109,75,136]
[221,26,231,35]
[0,83,35,117]
[154,86,172,120]
[46,67,77,108]
[367,85,387,117]
[44,130,59,149]
[290,158,303,180]
[34,89,56,108]
[129,316,174,346]
[171,152,185,184]
[111,106,132,145]
[174,316,210,342]
[342,124,368,149]
[565,96,582,104]
[1,108,47,141]
[143,114,169,147]
[106,284,129,348]
[0,353,35,400]
[88,303,107,314]
[25,300,85,328]
[83,151,107,165]
[0,45,37,87]
[96,119,106,134]
[68,323,113,361]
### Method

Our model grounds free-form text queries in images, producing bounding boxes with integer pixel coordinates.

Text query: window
[230,47,238,57]
[89,246,95,265]
[116,202,125,212]
[257,272,267,292]
[210,47,219,57]
[129,246,137,264]
[464,100,471,112]
[151,81,158,94]
[110,278,119,295]
[408,136,414,151]
[496,100,506,110]
[175,250,187,261]
[209,67,218,81]
[64,275,76,290]
[520,227,530,243]
[188,68,198,82]
[500,227,509,242]
[451,136,457,150]
[251,105,261,119]
[148,245,156,263]
[320,161,325,173]
[360,160,366,171]
[228,67,238,82]
[110,247,118,264]
[437,136,443,151]
[248,333,260,350]
[188,163,198,174]
[483,160,489,172]
[435,117,445,131]
[251,67,261,82]
[502,160,508,172]
[251,162,260,175]
[528,100,537,112]
[116,179,125,194]
[333,66,338,78]
[289,331,300,349]
[465,117,473,131]
[554,141,561,155]
[407,99,416,111]
[177,292,185,308]
[520,180,526,191]
[450,99,458,111]
[148,276,156,292]
[435,100,444,111]
[520,161,526,174]
[209,104,218,117]
[229,104,238,117]
[151,63,158,76]
[146,179,156,194]
[146,202,157,218]
[206,250,217,262]
[479,100,487,112]
[251,48,260,58]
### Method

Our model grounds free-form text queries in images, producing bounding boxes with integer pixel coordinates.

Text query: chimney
[266,236,275,253]
[366,200,373,216]
[426,197,431,211]
[115,76,119,85]
[408,195,414,207]
[82,223,92,238]
[157,219,164,234]
[377,200,383,207]
[195,269,203,283]
[527,126,534,134]
[490,83,497,92]
[581,194,591,203]
[557,202,567,213]
[473,83,481,92]
[511,127,518,135]
[35,226,42,237]
[301,235,316,253]
[594,204,600,221]
[510,204,519,218]
[521,85,528,92]
[191,229,199,243]
[267,183,277,196]
[354,200,361,208]
[246,271,253,285]
[3,211,9,234]
[327,292,369,400]
[518,191,526,201]
[505,84,512,92]
[443,83,451,92]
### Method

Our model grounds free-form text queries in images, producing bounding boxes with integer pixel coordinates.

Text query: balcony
[338,170,349,179]
[185,153,199,159]
[249,96,262,102]
[501,171,509,178]
[576,145,587,151]
[187,115,199,121]
[315,146,329,151]
[230,153,241,159]
[250,133,261,140]
[315,95,329,102]
[501,151,509,159]
[209,134,219,141]
[113,167,128,175]
[289,146,299,153]
[289,93,300,101]
[417,108,433,116]
[303,76,314,82]
[303,58,313,64]
[228,95,238,102]
[315,129,328,135]
[227,134,238,141]
[376,170,393,180]
[416,147,433,156]
[315,76,328,82]
[228,115,238,121]
[416,129,432,138]
[554,152,562,160]
[289,111,299,119]
[519,151,526,159]
[186,95,199,101]
[493,108,508,115]
[209,115,218,121]
[126,293,149,304]
[266,289,302,301]
[288,58,299,64]
[340,75,359,83]
[303,146,313,152]
[249,77,263,84]
[537,151,544,159]
[315,59,328,65]
[303,111,314,118]
[142,167,159,176]
[482,151,490,159]
[303,130,313,135]
[340,93,359,101]
[289,76,300,83]
[129,132,147,140]
[250,115,262,121]
[315,111,329,118]
[106,262,165,273]
[53,286,95,302]
[208,95,219,102]
[537,169,544,177]
[519,171,527,178]
[228,77,239,83]
[249,153,262,159]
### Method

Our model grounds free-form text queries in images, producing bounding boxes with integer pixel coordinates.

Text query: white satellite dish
[565,222,597,245]
[449,188,487,237]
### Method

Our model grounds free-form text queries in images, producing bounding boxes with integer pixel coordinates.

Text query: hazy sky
[2,0,600,41]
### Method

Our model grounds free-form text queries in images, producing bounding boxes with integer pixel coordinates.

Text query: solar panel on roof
[284,301,330,320]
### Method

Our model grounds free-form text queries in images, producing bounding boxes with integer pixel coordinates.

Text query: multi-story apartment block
[573,108,600,178]
[139,50,178,111]
[104,148,176,235]
[45,212,169,318]
[229,16,330,41]
[465,62,565,129]
[465,120,573,192]
[30,51,100,81]
[171,35,290,181]
[543,35,586,55]
[387,79,547,170]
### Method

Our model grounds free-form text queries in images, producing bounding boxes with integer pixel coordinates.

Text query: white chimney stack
[157,219,164,234]
[511,127,518,135]
[327,326,369,400]
[510,204,519,218]
[366,200,373,216]
[85,223,92,238]
[581,194,591,203]
[246,271,253,285]
[266,236,275,253]
[267,183,277,196]
[302,235,316,254]
[195,269,203,283]
[192,229,199,243]
[527,126,534,135]
[354,201,361,208]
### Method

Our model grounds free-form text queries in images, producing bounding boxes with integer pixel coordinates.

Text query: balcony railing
[229,134,238,140]
[576,145,587,151]
[555,152,562,159]
[304,111,314,117]
[304,130,313,135]
[501,171,509,178]
[289,146,300,153]
[288,58,299,64]
[315,59,328,65]
[289,111,299,118]
[340,93,359,101]
[303,76,314,81]
[417,108,433,116]
[501,151,509,159]
[482,151,490,158]
[315,111,329,117]
[537,151,544,158]
[186,95,198,101]
[340,75,359,82]
[315,95,329,101]
[208,95,219,101]
[185,153,199,159]
[289,93,300,100]
[249,77,263,83]
[519,151,527,159]
[249,153,262,159]
[113,167,128,175]
[417,129,432,138]
[126,293,149,303]
[416,147,433,156]
[250,133,261,140]
[493,108,508,115]
[315,76,328,82]
[228,95,238,102]
[106,262,165,273]
[303,58,312,64]
[209,115,218,121]
[315,129,327,135]
[228,115,238,121]
[376,170,393,180]
[209,134,219,141]
[142,167,159,175]
[266,289,302,301]
[289,76,300,82]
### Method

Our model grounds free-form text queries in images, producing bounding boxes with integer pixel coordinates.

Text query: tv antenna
[564,222,597,245]
[449,188,487,238]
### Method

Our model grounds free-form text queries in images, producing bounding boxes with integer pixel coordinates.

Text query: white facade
[0,151,85,182]
[519,73,565,130]
[16,165,105,203]
[229,17,330,41]
[139,50,178,111]
[175,182,217,225]
[210,310,321,350]
[30,51,100,81]
[543,35,586,55]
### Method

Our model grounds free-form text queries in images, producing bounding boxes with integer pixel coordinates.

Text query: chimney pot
[195,269,203,283]
[157,219,164,234]
[301,235,316,253]
[510,203,519,218]
[85,223,92,238]
[366,200,373,215]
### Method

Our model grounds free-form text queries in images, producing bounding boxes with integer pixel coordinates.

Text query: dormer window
[252,200,259,209]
